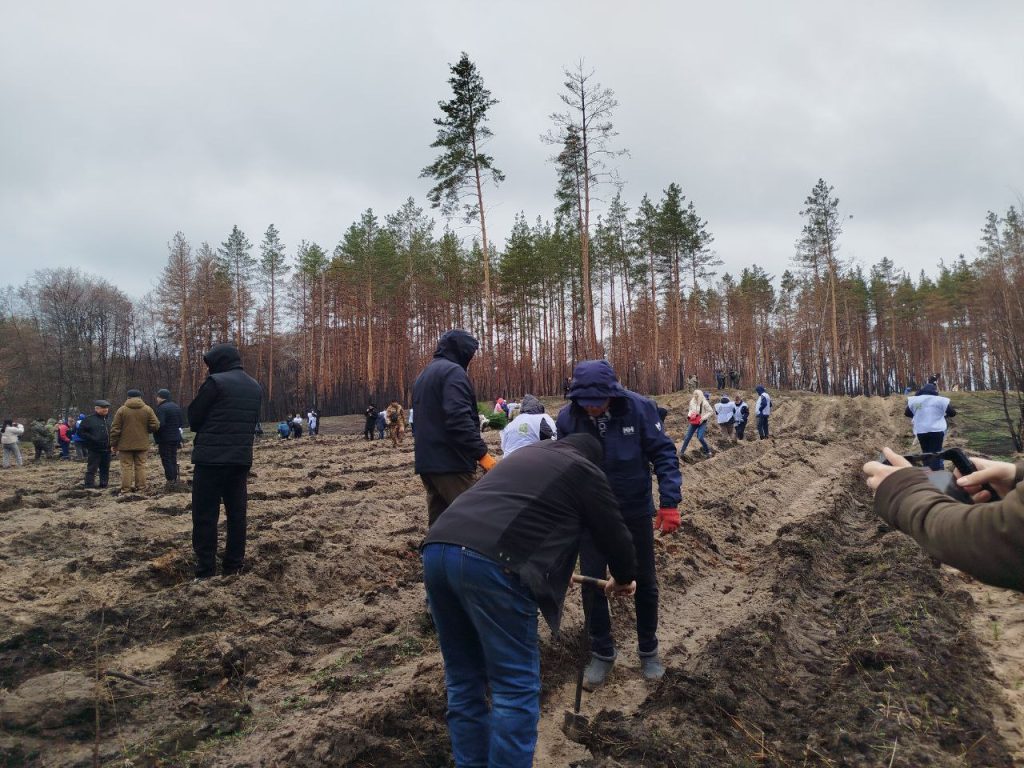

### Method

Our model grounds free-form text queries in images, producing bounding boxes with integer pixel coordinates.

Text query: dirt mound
[0,393,1020,766]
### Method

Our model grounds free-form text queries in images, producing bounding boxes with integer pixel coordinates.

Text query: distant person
[375,409,387,440]
[30,419,51,461]
[188,343,262,579]
[277,420,291,439]
[714,395,736,441]
[254,421,264,439]
[385,401,406,447]
[412,329,495,527]
[56,419,71,460]
[363,403,376,441]
[77,401,112,488]
[307,408,319,436]
[500,394,556,457]
[154,388,184,489]
[71,412,88,459]
[714,368,725,389]
[679,389,714,458]
[755,385,772,439]
[422,434,637,767]
[728,367,739,387]
[905,382,956,470]
[863,448,1024,592]
[407,407,414,435]
[109,389,160,493]
[732,393,750,440]
[686,373,698,390]
[1,419,25,468]
[290,413,304,439]
[557,359,681,687]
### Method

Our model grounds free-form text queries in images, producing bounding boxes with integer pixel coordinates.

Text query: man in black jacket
[412,329,496,526]
[187,344,262,579]
[154,388,184,488]
[422,433,636,767]
[78,400,112,488]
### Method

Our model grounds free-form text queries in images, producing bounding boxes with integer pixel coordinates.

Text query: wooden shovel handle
[571,574,609,590]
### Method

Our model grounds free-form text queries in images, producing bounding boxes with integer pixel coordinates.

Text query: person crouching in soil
[422,433,637,767]
[863,447,1024,591]
[714,395,736,442]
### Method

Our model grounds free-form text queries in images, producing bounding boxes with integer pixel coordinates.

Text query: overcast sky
[2,1,1022,298]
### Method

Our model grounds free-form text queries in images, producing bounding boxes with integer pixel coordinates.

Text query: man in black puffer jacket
[412,329,496,526]
[187,344,262,579]
[154,388,184,487]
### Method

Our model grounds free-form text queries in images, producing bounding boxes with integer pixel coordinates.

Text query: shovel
[563,574,607,740]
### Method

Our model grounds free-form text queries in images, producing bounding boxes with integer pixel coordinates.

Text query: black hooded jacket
[422,434,637,634]
[187,344,263,466]
[412,330,488,474]
[155,400,184,444]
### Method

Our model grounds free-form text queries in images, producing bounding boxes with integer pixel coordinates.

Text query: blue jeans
[422,543,540,768]
[680,421,711,455]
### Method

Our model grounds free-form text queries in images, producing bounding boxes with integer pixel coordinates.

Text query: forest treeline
[1,54,1022,444]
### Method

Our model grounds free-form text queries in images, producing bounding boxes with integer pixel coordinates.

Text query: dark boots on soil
[639,650,665,681]
[583,652,615,691]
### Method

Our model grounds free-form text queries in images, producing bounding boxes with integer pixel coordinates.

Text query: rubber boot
[583,652,616,691]
[639,650,665,681]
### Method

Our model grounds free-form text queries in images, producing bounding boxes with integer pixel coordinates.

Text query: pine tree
[217,225,256,346]
[259,224,289,404]
[421,52,504,363]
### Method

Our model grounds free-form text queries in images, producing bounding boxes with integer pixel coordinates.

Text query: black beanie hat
[126,389,143,398]
[156,388,171,399]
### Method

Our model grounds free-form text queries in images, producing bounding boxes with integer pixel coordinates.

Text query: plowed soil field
[2,391,1023,767]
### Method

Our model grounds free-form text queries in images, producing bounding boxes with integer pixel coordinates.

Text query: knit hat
[156,388,172,399]
[126,389,143,398]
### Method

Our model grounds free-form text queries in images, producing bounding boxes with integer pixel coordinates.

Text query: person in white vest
[714,395,736,440]
[732,393,750,440]
[755,385,772,439]
[905,382,956,469]
[500,394,556,456]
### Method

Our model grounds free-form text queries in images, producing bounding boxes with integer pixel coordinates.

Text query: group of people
[679,385,772,458]
[1,417,76,466]
[276,410,319,440]
[363,401,410,446]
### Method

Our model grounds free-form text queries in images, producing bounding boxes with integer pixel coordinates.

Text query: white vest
[501,413,557,456]
[907,394,950,434]
[715,401,736,424]
[757,392,772,415]
[734,401,748,423]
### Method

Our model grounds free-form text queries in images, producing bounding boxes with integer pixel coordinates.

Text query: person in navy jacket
[556,359,682,688]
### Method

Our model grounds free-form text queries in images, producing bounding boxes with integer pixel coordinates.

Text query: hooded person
[905,382,956,470]
[556,360,682,687]
[412,330,496,527]
[754,385,772,439]
[421,434,637,766]
[187,343,263,579]
[109,389,160,493]
[500,394,557,457]
[680,389,715,458]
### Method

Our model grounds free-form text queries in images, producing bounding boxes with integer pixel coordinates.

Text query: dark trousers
[757,414,769,439]
[158,442,180,481]
[192,464,249,577]
[581,514,659,657]
[421,472,478,527]
[85,449,111,487]
[917,432,946,470]
[59,441,70,459]
[363,418,375,440]
[735,420,747,440]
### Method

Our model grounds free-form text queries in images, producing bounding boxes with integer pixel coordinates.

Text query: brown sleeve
[109,409,123,447]
[875,468,1024,591]
[147,407,160,433]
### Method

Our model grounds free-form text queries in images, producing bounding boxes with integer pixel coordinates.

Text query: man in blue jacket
[556,359,682,687]
[413,329,497,527]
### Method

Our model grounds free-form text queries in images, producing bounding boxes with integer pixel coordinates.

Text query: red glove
[654,507,680,535]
